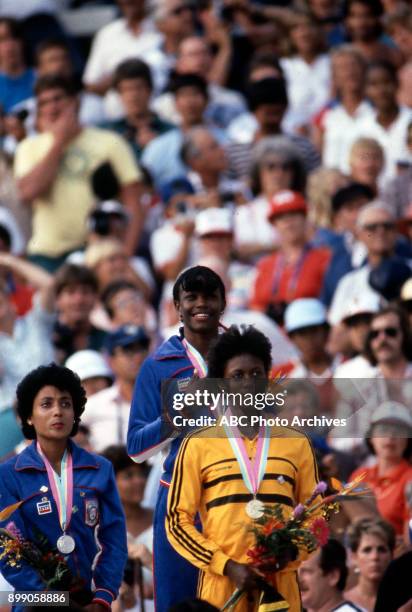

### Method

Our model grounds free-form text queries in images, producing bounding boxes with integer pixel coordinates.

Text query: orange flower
[261,519,283,535]
[309,518,329,546]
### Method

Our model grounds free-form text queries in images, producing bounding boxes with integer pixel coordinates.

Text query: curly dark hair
[207,326,272,378]
[16,363,87,440]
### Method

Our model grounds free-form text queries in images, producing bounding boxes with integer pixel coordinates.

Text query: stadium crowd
[1,0,412,610]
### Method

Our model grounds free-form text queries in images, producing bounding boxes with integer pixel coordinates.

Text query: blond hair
[84,238,124,269]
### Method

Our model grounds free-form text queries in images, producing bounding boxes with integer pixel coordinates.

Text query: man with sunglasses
[329,201,410,325]
[366,306,412,380]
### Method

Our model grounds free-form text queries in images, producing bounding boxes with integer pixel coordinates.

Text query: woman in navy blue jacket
[0,363,128,611]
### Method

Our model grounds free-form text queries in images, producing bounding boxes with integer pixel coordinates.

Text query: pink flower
[309,518,330,547]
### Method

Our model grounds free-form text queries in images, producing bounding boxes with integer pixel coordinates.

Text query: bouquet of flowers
[221,473,366,611]
[0,523,93,606]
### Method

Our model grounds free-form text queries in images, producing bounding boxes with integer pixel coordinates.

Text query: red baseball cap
[267,190,307,221]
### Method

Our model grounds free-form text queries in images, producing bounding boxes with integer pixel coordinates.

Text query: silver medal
[56,534,75,554]
[245,498,265,519]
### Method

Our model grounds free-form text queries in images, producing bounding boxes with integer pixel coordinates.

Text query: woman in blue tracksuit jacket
[127,266,226,612]
[0,363,127,611]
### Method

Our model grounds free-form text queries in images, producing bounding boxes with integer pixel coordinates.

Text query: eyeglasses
[362,222,395,233]
[37,93,69,108]
[369,326,400,340]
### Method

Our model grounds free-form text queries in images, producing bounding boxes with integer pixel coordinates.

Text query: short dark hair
[101,444,149,476]
[35,38,69,66]
[331,183,375,214]
[54,264,99,297]
[246,78,288,112]
[0,18,24,41]
[16,363,86,440]
[207,326,272,378]
[0,224,12,250]
[169,73,208,99]
[101,280,140,318]
[343,0,383,19]
[113,58,153,91]
[366,59,398,84]
[172,266,226,305]
[318,539,348,591]
[34,74,79,98]
[364,305,412,365]
[248,53,284,80]
[347,517,396,553]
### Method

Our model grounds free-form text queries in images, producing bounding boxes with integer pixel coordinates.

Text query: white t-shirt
[328,266,384,326]
[322,101,374,173]
[350,106,412,186]
[82,384,131,452]
[234,195,279,257]
[280,54,331,132]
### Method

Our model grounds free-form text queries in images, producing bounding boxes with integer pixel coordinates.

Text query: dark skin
[222,354,294,592]
[174,287,225,358]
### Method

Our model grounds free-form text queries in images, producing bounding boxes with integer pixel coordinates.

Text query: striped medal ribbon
[181,338,208,378]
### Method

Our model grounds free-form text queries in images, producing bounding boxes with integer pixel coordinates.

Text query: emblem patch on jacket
[37,498,52,515]
[84,498,99,526]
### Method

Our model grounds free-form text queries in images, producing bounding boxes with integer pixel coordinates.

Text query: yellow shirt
[166,425,320,610]
[14,127,141,256]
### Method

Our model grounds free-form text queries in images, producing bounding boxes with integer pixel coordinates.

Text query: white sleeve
[150,228,185,270]
[83,28,109,85]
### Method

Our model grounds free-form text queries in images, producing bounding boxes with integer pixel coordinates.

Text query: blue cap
[284,299,327,333]
[105,325,150,354]
[159,177,194,204]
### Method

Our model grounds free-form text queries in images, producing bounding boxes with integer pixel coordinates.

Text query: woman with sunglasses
[235,136,306,263]
[349,401,412,540]
[0,363,128,611]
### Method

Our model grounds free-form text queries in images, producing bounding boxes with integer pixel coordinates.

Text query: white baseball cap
[195,208,233,237]
[341,293,381,323]
[65,350,113,382]
[370,401,412,429]
[284,299,327,333]
[401,278,412,301]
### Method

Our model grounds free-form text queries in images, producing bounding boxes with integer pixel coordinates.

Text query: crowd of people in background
[1,0,412,610]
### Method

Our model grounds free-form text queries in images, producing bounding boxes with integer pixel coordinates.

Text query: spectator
[101,280,157,335]
[382,122,412,218]
[365,305,412,379]
[82,325,150,452]
[84,238,153,301]
[102,59,174,161]
[350,401,412,536]
[348,137,384,195]
[298,538,360,611]
[65,349,113,399]
[0,18,35,113]
[153,35,246,129]
[0,253,54,413]
[53,264,106,363]
[14,38,106,129]
[345,517,395,611]
[280,12,331,135]
[102,445,153,606]
[333,294,381,378]
[142,74,226,186]
[180,125,246,204]
[0,221,34,315]
[282,298,337,414]
[306,167,349,230]
[83,0,162,100]
[194,207,255,313]
[319,45,373,173]
[328,202,402,325]
[144,0,197,93]
[250,190,331,324]
[350,61,412,185]
[227,77,321,180]
[343,0,402,65]
[384,4,412,61]
[234,136,306,262]
[14,74,143,271]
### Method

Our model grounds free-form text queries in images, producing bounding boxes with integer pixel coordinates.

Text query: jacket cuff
[209,550,232,576]
[93,588,115,608]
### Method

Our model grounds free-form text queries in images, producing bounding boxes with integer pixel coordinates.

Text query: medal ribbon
[182,338,208,378]
[223,417,270,497]
[37,443,73,532]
